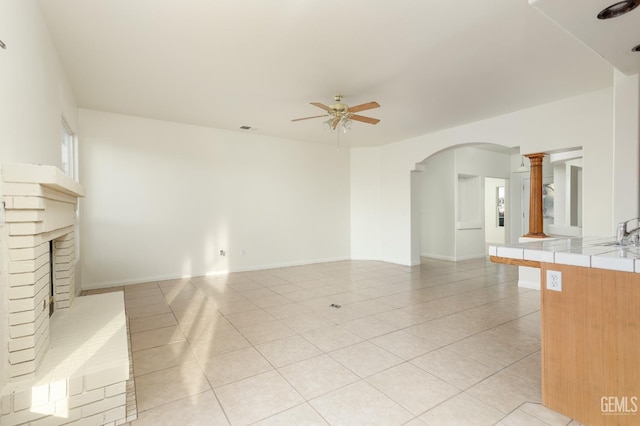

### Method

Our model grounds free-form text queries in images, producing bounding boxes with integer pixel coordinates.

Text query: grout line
[125,315,139,423]
[113,260,567,425]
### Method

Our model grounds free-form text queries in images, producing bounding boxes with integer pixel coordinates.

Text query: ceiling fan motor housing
[330,94,348,114]
[330,104,349,115]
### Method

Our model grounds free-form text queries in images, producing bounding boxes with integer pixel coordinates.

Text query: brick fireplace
[1,164,130,425]
[2,164,83,380]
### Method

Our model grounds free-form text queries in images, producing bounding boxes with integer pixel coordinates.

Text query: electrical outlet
[546,270,562,292]
[219,250,226,256]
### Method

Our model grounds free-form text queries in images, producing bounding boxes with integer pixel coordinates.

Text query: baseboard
[230,256,352,274]
[518,279,541,290]
[420,253,485,262]
[454,254,487,261]
[518,265,541,290]
[351,255,413,266]
[80,256,352,290]
[420,253,456,261]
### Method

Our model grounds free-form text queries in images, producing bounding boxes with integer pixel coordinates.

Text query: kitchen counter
[490,236,640,425]
[489,236,640,273]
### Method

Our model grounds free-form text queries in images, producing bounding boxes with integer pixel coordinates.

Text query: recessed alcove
[457,174,482,230]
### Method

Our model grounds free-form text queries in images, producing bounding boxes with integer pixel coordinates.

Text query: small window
[61,121,76,179]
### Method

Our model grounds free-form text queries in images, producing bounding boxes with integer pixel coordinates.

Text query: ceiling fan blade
[331,116,340,129]
[311,102,332,112]
[351,114,380,125]
[291,114,328,122]
[348,101,380,113]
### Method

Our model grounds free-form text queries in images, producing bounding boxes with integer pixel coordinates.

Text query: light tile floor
[86,258,585,426]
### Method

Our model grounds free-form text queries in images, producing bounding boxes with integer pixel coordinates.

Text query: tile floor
[86,258,584,426]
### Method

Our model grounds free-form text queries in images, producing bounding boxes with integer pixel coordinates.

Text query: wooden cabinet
[540,263,640,425]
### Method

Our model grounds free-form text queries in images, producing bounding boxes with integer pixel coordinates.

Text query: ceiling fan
[292,94,380,132]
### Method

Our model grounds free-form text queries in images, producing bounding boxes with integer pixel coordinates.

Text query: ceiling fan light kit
[292,94,380,134]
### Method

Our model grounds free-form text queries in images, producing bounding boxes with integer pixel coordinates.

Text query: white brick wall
[0,165,133,426]
[3,168,81,380]
[0,386,127,426]
[0,293,129,426]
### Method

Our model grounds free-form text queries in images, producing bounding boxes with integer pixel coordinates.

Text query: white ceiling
[38,0,615,147]
[531,0,640,76]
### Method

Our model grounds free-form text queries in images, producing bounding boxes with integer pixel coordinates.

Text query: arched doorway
[411,143,518,264]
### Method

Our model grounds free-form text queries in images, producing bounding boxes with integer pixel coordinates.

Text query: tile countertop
[489,236,640,273]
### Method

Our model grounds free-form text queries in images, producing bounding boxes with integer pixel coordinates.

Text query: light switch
[546,270,562,292]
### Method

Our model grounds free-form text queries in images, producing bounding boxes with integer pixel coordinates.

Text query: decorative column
[524,153,548,238]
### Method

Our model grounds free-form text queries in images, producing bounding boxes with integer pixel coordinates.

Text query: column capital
[525,152,545,163]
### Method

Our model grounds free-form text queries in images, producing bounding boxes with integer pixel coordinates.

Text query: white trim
[518,279,541,290]
[420,253,486,262]
[421,252,456,262]
[81,256,352,289]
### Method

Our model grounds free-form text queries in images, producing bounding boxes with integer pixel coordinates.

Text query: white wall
[454,147,511,260]
[410,171,421,265]
[417,147,511,261]
[0,3,78,164]
[509,154,526,243]
[485,177,506,245]
[351,88,614,265]
[553,163,567,226]
[548,157,583,234]
[79,109,351,288]
[612,71,640,226]
[419,150,455,260]
[0,0,78,391]
[350,148,381,260]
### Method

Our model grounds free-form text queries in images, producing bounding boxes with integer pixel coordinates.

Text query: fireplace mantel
[1,163,85,198]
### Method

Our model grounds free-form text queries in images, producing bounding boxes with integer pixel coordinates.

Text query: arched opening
[410,143,519,264]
